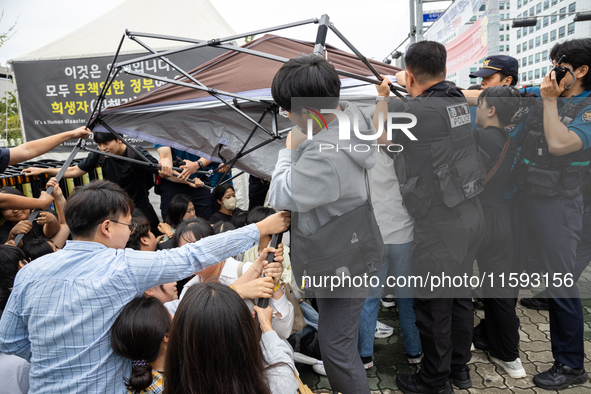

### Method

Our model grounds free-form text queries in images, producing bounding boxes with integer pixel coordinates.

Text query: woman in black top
[471,86,526,378]
[208,184,243,225]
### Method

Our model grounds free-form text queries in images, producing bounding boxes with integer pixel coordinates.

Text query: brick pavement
[300,281,591,393]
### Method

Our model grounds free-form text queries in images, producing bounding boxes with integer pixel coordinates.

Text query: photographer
[513,38,591,390]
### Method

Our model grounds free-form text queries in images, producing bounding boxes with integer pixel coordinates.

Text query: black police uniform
[472,126,520,362]
[513,92,591,370]
[392,81,486,388]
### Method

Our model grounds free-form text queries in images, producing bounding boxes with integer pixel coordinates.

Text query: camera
[172,157,185,168]
[551,55,575,88]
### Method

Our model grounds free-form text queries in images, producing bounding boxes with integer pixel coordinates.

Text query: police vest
[396,85,487,217]
[515,97,591,198]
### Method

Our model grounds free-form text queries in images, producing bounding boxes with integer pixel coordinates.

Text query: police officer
[375,41,485,394]
[512,38,591,390]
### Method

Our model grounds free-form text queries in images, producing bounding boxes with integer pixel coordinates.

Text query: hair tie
[132,360,149,369]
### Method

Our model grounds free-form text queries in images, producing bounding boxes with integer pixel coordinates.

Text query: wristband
[197,160,204,168]
[273,282,282,292]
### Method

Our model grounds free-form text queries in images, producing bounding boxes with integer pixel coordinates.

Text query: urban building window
[529,26,534,34]
[544,16,549,27]
[517,45,522,54]
[522,57,527,67]
[506,3,510,9]
[551,11,557,23]
[542,50,548,60]
[535,69,540,79]
[500,3,505,9]
[559,26,565,38]
[523,72,527,81]
[479,4,486,11]
[536,53,541,63]
[551,29,557,41]
[569,2,575,12]
[524,27,528,36]
[536,18,541,30]
[528,70,533,80]
[524,0,528,4]
[529,39,534,48]
[529,55,534,65]
[536,3,542,13]
[559,7,566,20]
[544,0,549,9]
[543,33,548,43]
[568,22,575,35]
[518,29,522,39]
[530,6,534,15]
[507,24,510,30]
[501,13,505,20]
[518,0,522,8]
[542,66,548,75]
[500,35,505,41]
[536,36,541,47]
[500,23,505,30]
[506,45,509,51]
[500,46,504,52]
[551,0,557,5]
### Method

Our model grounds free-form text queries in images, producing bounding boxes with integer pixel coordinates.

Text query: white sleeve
[269,290,295,340]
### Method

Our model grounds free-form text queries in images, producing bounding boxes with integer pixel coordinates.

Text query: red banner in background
[445,13,489,75]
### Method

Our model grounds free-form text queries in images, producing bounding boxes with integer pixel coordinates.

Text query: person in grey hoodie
[269,54,376,394]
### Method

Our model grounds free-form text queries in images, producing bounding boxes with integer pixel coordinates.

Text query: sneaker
[407,351,424,364]
[396,373,454,394]
[490,356,526,378]
[520,290,549,311]
[381,296,396,308]
[361,355,374,369]
[472,320,489,351]
[375,321,394,338]
[533,361,588,390]
[312,362,327,376]
[450,366,472,389]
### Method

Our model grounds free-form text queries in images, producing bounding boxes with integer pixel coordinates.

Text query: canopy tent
[15,14,406,245]
[11,0,235,145]
[93,25,404,180]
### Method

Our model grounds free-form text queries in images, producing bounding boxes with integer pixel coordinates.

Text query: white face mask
[222,197,236,211]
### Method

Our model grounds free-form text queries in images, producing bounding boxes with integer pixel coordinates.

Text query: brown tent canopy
[96,34,403,179]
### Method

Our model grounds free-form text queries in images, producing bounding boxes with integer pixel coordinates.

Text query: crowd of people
[0,37,590,394]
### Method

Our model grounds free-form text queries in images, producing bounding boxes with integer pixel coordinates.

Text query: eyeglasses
[110,219,138,234]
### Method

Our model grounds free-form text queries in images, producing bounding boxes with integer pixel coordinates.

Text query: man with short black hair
[376,41,485,394]
[23,132,162,235]
[0,179,290,394]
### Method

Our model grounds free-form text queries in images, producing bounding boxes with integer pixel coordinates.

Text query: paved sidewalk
[299,286,591,393]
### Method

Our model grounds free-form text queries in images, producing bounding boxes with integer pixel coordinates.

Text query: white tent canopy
[14,0,236,61]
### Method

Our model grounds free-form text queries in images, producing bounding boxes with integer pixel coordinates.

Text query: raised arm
[373,77,393,146]
[8,127,91,165]
[45,178,70,248]
[0,192,53,210]
[22,165,87,179]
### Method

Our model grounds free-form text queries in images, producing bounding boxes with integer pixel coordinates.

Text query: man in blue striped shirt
[0,180,289,393]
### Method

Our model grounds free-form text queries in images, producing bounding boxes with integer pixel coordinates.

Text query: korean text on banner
[445,13,489,75]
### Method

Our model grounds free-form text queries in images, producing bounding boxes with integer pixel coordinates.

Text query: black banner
[12,48,225,150]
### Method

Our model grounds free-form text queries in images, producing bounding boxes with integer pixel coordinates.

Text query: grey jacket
[262,331,299,394]
[269,101,376,236]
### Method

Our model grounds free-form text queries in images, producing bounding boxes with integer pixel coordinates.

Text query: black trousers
[248,175,270,210]
[413,198,485,387]
[476,206,520,361]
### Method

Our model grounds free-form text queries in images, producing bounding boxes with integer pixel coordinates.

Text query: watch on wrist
[197,160,204,169]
